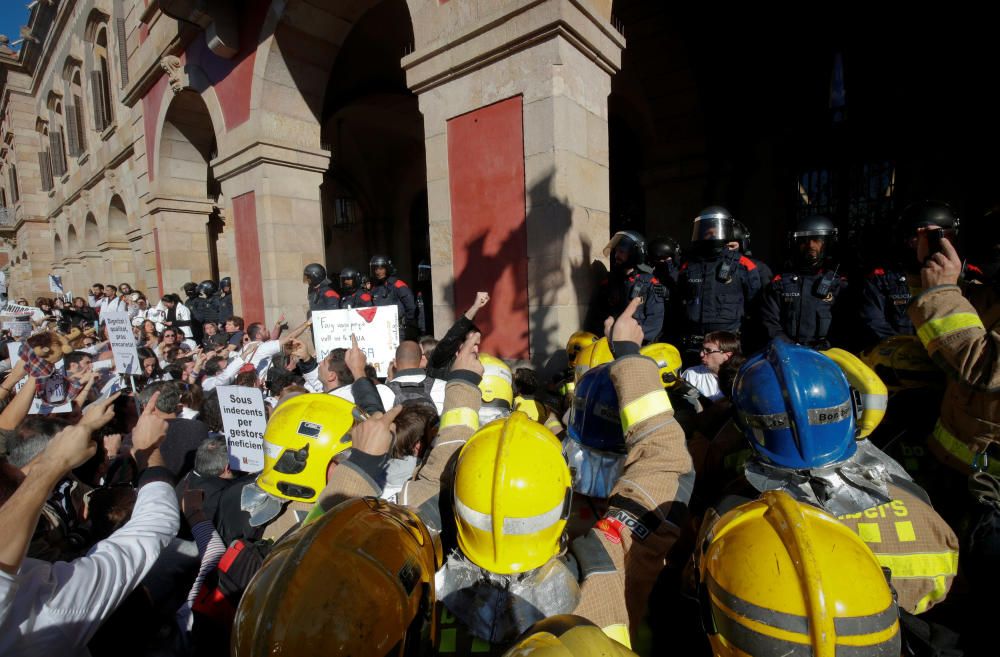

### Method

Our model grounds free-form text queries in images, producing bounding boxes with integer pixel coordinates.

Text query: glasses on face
[163,334,176,340]
[700,347,726,355]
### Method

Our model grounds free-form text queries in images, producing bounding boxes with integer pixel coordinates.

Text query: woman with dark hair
[67,297,98,325]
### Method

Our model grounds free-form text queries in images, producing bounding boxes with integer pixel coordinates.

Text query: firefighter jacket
[908,281,1000,475]
[315,352,695,649]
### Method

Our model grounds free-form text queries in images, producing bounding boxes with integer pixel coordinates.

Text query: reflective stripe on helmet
[619,390,672,432]
[483,363,513,384]
[454,495,567,536]
[916,312,984,346]
[861,393,888,412]
[440,407,480,432]
[806,401,852,425]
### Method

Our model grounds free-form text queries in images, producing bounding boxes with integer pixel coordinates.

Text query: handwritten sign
[101,311,141,375]
[217,385,267,472]
[312,307,400,378]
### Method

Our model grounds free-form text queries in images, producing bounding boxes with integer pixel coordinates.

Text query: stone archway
[83,213,103,284]
[151,89,222,296]
[317,1,429,314]
[106,194,138,287]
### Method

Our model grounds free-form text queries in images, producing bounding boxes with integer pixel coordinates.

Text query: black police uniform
[603,266,666,344]
[675,249,761,345]
[308,279,341,312]
[760,268,847,348]
[372,276,417,334]
[858,267,918,348]
[218,291,234,324]
[340,289,374,309]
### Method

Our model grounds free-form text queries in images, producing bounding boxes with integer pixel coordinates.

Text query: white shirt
[171,303,194,339]
[97,296,128,315]
[385,372,447,415]
[0,481,179,656]
[330,382,397,411]
[239,340,283,381]
[681,365,724,401]
[200,355,246,392]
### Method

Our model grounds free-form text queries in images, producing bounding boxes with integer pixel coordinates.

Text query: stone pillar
[80,251,104,287]
[14,219,56,300]
[212,143,330,327]
[101,239,139,285]
[145,196,217,297]
[404,0,622,363]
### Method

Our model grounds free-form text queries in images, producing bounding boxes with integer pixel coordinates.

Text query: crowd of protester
[0,201,996,657]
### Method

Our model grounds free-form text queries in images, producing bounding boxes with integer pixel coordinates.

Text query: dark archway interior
[609,7,1000,272]
[319,0,429,321]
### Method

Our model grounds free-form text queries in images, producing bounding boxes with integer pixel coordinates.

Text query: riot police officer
[338,267,373,309]
[674,206,761,359]
[730,220,773,288]
[218,276,234,322]
[369,255,417,338]
[648,236,680,313]
[182,281,199,307]
[760,215,847,348]
[180,281,202,340]
[600,230,666,343]
[649,236,681,286]
[197,279,222,326]
[303,263,340,312]
[858,201,959,350]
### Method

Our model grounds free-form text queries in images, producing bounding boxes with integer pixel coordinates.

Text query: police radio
[815,265,840,298]
[716,260,733,283]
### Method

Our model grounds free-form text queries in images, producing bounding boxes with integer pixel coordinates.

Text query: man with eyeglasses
[680,331,740,402]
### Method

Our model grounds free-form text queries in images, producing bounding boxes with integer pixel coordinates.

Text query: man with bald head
[385,340,446,414]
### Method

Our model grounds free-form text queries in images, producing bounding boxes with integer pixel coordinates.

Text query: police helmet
[303,263,328,287]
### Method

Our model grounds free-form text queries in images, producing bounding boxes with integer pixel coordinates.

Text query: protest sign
[311,307,400,377]
[1,301,35,315]
[48,275,64,294]
[13,359,74,415]
[217,385,267,472]
[101,311,141,375]
[1,317,31,338]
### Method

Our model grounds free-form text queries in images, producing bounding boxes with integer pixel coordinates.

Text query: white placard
[101,311,141,375]
[1,302,35,315]
[311,307,400,378]
[1,317,32,338]
[217,385,267,472]
[13,360,74,414]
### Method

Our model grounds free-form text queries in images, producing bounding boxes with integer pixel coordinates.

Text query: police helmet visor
[692,217,735,243]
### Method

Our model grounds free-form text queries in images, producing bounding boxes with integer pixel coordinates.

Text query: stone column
[404,0,622,363]
[15,219,56,300]
[145,195,218,297]
[212,143,330,327]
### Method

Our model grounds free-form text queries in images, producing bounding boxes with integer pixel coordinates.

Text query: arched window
[86,13,115,132]
[8,163,18,202]
[50,102,68,177]
[66,69,87,156]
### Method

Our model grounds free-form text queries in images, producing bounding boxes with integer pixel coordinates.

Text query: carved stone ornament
[160,55,188,94]
[105,168,118,194]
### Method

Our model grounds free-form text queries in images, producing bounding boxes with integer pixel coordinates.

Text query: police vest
[678,252,754,334]
[867,268,918,335]
[770,270,844,344]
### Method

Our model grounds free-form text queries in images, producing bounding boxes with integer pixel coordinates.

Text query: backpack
[386,376,438,411]
[192,538,272,625]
